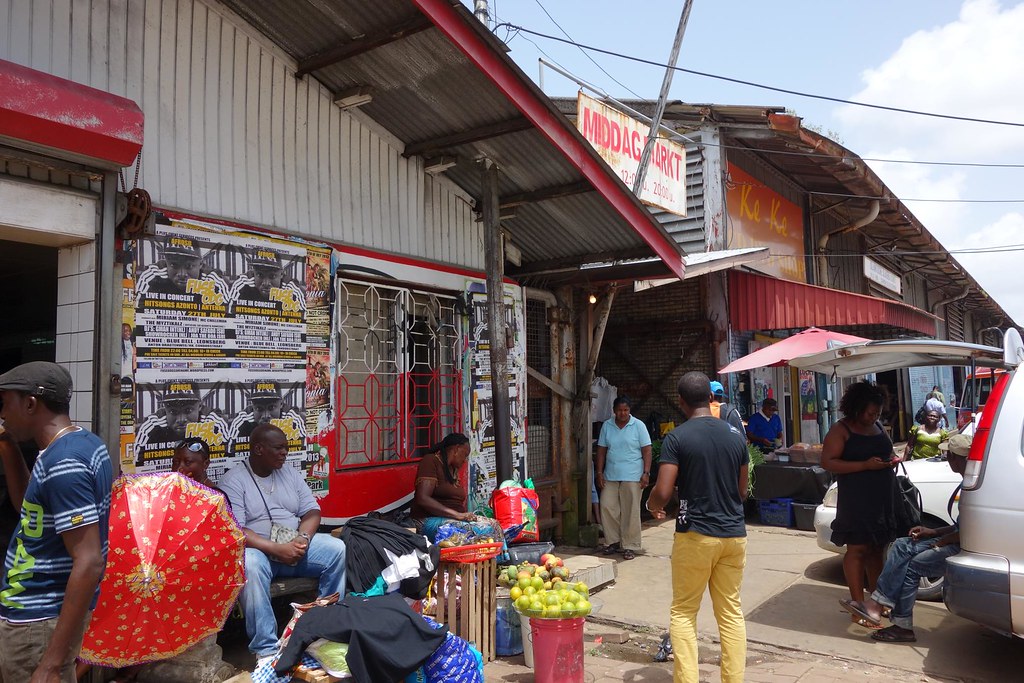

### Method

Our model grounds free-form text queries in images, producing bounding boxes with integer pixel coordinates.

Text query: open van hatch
[788,330,1023,377]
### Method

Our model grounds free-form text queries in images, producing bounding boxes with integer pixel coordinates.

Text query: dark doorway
[0,239,57,372]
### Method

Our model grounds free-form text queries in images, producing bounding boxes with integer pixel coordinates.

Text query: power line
[502,24,1024,169]
[498,23,1024,129]
[808,191,1024,204]
[530,0,643,99]
[714,142,1024,170]
[752,243,1024,257]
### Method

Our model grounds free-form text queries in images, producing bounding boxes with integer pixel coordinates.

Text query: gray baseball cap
[0,362,73,403]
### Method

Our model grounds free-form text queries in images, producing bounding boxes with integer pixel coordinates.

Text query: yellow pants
[670,531,747,683]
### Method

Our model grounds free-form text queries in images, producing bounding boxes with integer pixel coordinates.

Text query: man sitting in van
[845,433,970,643]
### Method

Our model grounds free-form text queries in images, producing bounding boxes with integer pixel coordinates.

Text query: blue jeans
[238,533,347,656]
[871,535,959,630]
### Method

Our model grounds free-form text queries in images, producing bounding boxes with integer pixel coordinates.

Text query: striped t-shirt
[0,429,112,622]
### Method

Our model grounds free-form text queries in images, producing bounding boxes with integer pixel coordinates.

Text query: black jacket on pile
[340,516,439,598]
[274,593,447,681]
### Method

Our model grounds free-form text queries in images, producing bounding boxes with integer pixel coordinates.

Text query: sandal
[871,625,917,643]
[837,598,881,626]
[853,616,883,630]
[622,549,636,560]
[601,543,621,555]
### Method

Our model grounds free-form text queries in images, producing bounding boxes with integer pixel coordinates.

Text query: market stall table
[751,461,833,504]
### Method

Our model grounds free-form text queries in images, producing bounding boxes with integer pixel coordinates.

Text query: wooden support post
[481,159,513,483]
[574,286,617,533]
[555,287,577,542]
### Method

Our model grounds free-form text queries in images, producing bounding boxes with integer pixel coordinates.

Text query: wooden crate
[434,559,497,662]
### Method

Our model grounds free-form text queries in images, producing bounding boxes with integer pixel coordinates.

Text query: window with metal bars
[526,298,553,478]
[334,278,462,468]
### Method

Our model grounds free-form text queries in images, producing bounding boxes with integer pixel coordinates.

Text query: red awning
[729,270,938,336]
[0,59,143,168]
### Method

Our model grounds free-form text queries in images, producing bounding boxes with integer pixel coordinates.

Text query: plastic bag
[490,484,539,543]
[423,632,483,683]
[653,633,673,662]
[434,518,503,547]
[278,593,340,650]
[306,639,351,678]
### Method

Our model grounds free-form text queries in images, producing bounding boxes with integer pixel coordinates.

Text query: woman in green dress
[907,410,949,460]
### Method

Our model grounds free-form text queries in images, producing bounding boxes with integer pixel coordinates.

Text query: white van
[791,329,1024,638]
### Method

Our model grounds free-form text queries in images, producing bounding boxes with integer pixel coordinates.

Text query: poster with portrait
[124,220,333,481]
[305,247,332,345]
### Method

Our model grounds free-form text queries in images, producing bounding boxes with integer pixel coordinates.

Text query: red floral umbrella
[80,473,245,667]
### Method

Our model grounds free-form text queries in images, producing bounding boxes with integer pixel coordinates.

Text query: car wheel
[916,573,944,602]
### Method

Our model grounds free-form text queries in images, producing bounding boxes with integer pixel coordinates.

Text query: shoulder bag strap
[245,461,275,522]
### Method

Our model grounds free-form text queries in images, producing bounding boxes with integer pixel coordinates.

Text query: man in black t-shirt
[647,371,749,683]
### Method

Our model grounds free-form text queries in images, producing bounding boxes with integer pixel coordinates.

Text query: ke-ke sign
[576,93,687,216]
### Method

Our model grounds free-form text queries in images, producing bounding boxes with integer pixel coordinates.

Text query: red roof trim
[729,270,938,336]
[410,0,684,280]
[0,59,143,168]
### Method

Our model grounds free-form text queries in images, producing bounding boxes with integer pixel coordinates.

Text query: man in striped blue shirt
[0,362,112,682]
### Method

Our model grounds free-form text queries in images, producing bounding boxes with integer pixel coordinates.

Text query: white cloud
[837,0,1024,159]
[863,149,968,237]
[831,0,1024,325]
[951,212,1024,323]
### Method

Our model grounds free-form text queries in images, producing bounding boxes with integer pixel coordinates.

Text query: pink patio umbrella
[718,327,869,374]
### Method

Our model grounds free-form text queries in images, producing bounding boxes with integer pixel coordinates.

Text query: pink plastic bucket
[530,617,585,683]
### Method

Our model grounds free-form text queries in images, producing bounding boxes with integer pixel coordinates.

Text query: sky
[459,0,1024,326]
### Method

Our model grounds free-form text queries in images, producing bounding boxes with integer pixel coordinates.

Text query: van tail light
[963,372,1010,490]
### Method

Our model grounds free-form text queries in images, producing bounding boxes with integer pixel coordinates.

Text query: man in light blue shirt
[596,397,652,560]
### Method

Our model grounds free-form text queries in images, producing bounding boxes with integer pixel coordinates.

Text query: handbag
[271,523,300,545]
[893,462,923,535]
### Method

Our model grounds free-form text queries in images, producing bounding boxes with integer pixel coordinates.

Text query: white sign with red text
[576,92,687,216]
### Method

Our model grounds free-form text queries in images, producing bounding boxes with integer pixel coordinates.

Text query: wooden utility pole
[481,159,513,483]
[633,0,693,194]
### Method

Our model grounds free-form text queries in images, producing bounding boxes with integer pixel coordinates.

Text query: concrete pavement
[485,517,1024,682]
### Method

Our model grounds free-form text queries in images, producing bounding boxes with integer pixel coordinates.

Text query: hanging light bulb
[588,293,598,304]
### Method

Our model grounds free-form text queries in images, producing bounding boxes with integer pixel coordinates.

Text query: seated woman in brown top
[411,433,475,540]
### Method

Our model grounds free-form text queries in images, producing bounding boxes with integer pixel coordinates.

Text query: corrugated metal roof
[721,120,1015,328]
[583,99,1015,329]
[216,0,685,283]
[729,270,938,337]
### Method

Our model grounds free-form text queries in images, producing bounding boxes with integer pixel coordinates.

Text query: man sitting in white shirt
[219,424,347,664]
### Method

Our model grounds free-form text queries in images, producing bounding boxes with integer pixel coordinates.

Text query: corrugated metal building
[0,0,688,538]
[550,98,1018,446]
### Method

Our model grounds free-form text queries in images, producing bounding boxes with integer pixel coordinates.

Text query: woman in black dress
[821,381,900,627]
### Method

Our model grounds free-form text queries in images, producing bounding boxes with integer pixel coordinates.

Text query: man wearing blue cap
[709,381,745,438]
